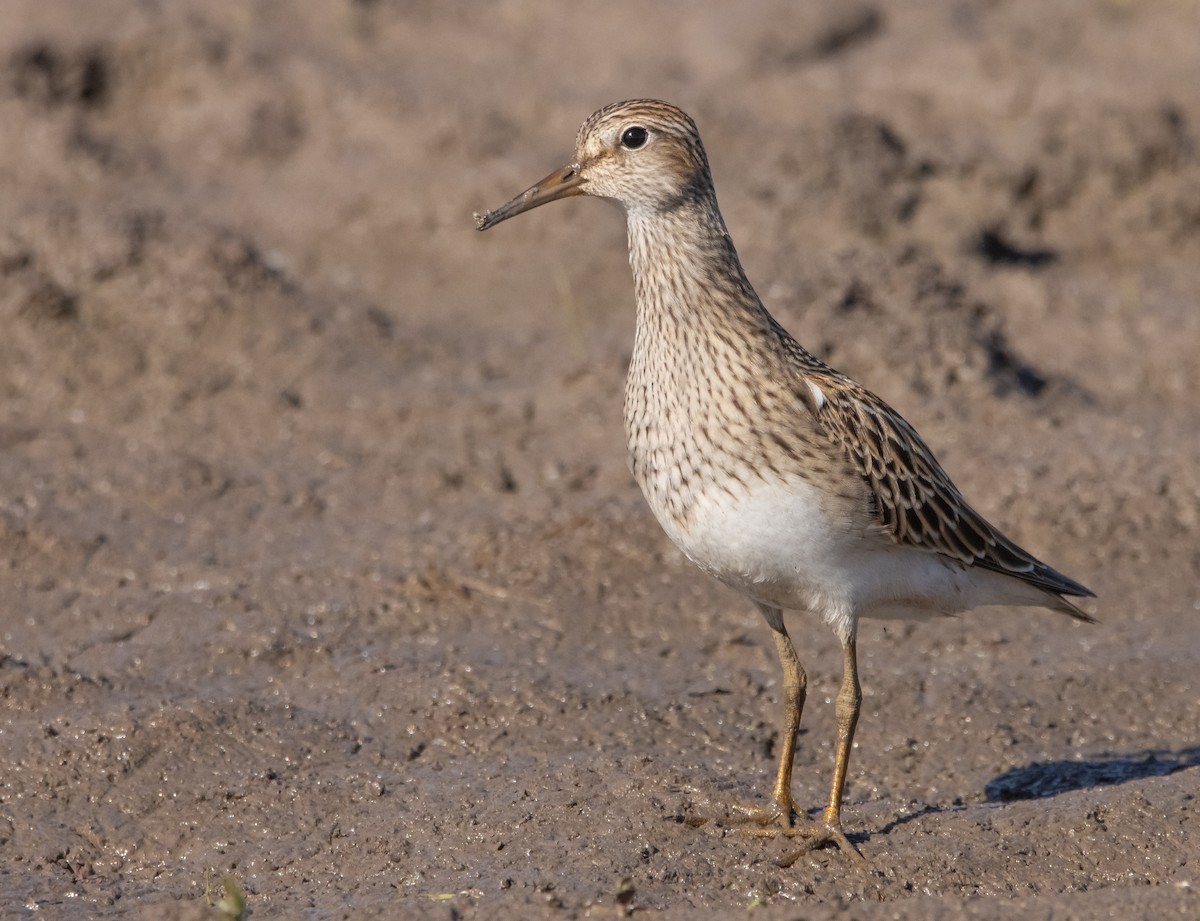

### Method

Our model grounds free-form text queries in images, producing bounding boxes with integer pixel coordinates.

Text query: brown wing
[775,330,1093,605]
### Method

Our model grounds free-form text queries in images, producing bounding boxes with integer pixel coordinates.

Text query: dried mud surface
[1,1,1198,918]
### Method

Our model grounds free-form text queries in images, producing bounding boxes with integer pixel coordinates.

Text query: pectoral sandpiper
[475,100,1094,856]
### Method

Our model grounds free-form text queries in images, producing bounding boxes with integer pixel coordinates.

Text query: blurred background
[1,1,1198,918]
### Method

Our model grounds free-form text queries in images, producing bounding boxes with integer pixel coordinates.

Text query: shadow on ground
[985,746,1200,802]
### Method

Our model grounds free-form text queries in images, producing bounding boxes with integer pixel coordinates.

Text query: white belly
[643,475,1043,642]
[657,476,850,603]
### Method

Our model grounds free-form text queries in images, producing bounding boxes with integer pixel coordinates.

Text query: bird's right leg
[735,602,806,823]
[766,603,807,820]
[738,603,862,860]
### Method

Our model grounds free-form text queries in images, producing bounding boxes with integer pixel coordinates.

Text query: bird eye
[621,126,648,150]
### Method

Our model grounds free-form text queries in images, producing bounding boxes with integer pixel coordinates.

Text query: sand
[1,1,1197,918]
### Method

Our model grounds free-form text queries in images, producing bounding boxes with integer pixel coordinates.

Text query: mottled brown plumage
[476,100,1094,857]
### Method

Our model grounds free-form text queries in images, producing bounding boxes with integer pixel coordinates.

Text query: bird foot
[731,802,866,864]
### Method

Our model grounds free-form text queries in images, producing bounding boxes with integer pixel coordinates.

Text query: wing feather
[770,326,1094,607]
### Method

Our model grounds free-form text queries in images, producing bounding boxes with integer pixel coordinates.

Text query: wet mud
[1,1,1198,918]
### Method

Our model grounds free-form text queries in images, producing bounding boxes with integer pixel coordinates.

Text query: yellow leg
[739,609,864,858]
[738,607,863,861]
[823,639,862,828]
[766,608,807,818]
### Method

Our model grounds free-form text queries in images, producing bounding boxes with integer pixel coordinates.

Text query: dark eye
[621,126,648,150]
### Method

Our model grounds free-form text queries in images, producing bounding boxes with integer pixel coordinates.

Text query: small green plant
[204,877,248,921]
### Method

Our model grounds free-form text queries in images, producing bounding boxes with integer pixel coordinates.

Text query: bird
[474,99,1094,856]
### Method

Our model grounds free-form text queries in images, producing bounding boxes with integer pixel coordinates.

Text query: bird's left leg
[824,637,862,830]
[744,627,863,862]
[735,605,861,859]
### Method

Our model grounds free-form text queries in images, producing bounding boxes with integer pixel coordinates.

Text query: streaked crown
[572,99,714,212]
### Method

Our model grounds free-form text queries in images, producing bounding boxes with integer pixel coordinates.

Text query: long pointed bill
[474,162,585,231]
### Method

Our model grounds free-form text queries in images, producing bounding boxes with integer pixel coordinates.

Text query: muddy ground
[1,1,1198,918]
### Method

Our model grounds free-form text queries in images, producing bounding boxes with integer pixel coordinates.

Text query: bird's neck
[621,195,779,519]
[624,194,775,364]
